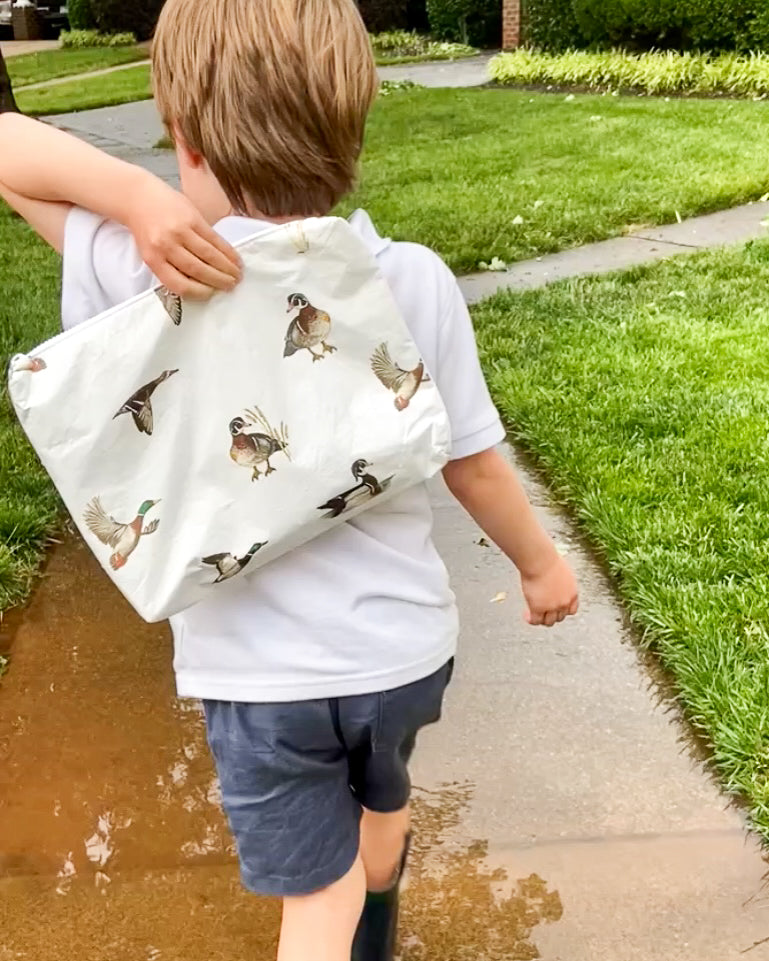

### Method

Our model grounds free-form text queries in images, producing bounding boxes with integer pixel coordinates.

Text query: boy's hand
[520,554,579,627]
[126,178,242,300]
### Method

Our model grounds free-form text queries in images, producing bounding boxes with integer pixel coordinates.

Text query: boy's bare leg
[360,805,410,890]
[278,852,366,961]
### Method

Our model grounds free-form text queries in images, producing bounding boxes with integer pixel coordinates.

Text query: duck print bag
[8,217,451,622]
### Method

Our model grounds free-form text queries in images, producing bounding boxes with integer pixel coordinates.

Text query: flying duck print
[155,285,183,326]
[318,459,393,518]
[370,343,429,411]
[284,293,336,362]
[229,405,290,481]
[202,541,268,583]
[113,369,178,435]
[83,497,160,570]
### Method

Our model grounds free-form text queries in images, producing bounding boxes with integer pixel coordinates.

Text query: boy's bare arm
[0,181,71,251]
[0,113,241,297]
[443,447,579,626]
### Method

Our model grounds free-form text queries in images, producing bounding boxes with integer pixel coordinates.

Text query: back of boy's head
[152,0,378,218]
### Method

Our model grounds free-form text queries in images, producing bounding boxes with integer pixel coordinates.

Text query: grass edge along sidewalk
[0,207,62,614]
[472,239,769,841]
[7,45,148,89]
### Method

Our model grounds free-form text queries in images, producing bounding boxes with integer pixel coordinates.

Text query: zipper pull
[11,353,47,373]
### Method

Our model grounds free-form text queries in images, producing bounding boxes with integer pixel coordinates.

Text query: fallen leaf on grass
[490,591,508,604]
[478,256,508,271]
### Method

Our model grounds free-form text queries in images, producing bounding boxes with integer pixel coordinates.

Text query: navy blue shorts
[203,660,453,896]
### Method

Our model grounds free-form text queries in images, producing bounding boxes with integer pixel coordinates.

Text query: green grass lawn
[7,46,147,88]
[341,88,769,273]
[15,62,152,115]
[0,207,62,610]
[472,241,769,838]
[19,85,769,273]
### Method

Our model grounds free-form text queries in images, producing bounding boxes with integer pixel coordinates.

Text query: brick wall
[502,0,521,49]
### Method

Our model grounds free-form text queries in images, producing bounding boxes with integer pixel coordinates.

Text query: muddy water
[0,535,560,960]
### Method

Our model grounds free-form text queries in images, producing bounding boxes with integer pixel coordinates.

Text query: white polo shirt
[61,208,505,702]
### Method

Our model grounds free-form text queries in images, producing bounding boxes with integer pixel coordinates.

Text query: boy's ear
[172,125,206,169]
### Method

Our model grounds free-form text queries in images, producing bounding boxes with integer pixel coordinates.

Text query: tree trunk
[0,49,19,114]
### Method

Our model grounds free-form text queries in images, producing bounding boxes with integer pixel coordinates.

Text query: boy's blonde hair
[152,0,379,217]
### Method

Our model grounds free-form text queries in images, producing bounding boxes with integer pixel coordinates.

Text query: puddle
[0,536,561,960]
[403,783,562,960]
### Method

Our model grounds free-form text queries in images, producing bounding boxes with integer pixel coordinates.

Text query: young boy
[0,1,578,958]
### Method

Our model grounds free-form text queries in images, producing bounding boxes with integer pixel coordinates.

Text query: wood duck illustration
[202,541,268,583]
[284,293,336,361]
[370,343,429,411]
[11,354,47,373]
[113,369,178,435]
[83,497,160,570]
[155,285,182,326]
[318,459,393,518]
[229,406,290,481]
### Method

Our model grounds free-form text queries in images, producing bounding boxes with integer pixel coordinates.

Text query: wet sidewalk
[1,450,767,960]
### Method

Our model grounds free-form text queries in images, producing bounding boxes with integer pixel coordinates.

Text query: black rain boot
[351,833,411,961]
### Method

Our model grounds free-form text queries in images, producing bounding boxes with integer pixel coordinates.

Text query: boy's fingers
[171,247,239,292]
[156,264,216,302]
[187,226,242,278]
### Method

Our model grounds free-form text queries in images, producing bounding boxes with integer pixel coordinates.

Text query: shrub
[426,0,501,47]
[88,0,164,41]
[523,0,585,52]
[59,29,137,47]
[370,28,477,59]
[526,0,769,54]
[357,0,410,32]
[66,0,97,31]
[488,46,769,96]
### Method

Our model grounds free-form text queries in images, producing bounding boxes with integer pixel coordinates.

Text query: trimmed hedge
[489,47,769,96]
[525,0,769,53]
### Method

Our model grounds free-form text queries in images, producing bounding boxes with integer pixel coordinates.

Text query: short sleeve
[434,277,505,461]
[61,207,154,331]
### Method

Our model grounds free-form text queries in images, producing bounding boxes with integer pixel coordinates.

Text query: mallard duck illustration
[202,541,268,583]
[284,293,336,361]
[229,406,290,481]
[11,354,47,373]
[113,369,178,435]
[370,343,429,411]
[318,459,393,518]
[155,285,182,326]
[83,497,160,570]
